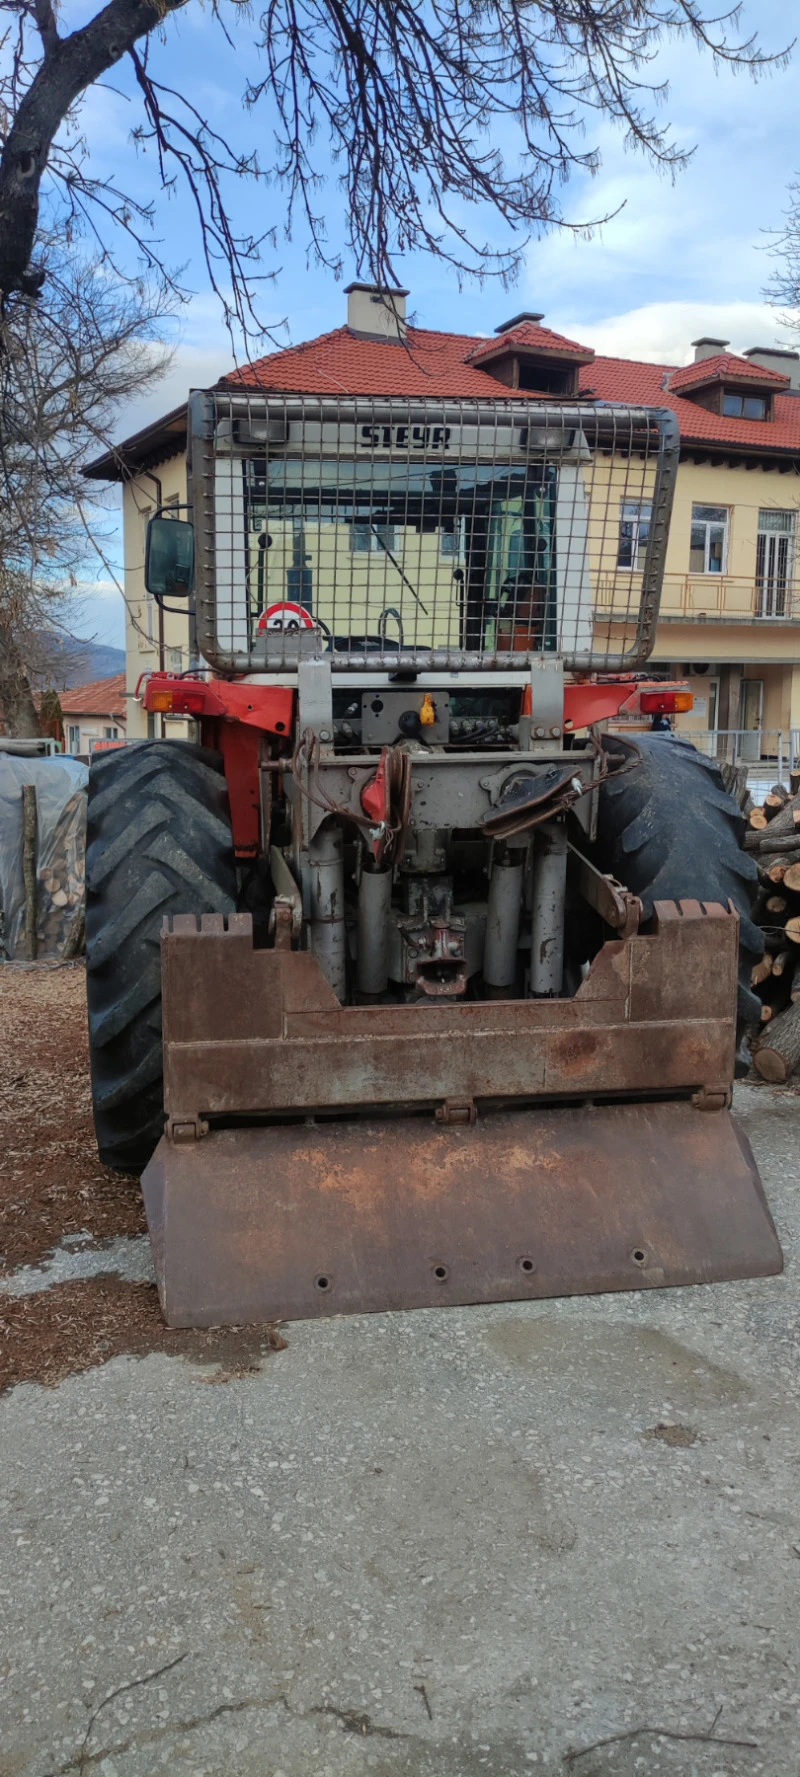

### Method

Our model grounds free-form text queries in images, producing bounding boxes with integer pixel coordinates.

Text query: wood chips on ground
[0,963,145,1270]
[0,964,286,1393]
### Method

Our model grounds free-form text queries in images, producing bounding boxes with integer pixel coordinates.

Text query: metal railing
[674,729,800,790]
[597,573,799,622]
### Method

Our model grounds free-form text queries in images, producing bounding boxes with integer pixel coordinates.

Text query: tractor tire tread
[86,740,237,1172]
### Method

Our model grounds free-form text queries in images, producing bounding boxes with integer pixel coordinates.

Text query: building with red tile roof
[87,283,800,754]
[58,674,127,756]
[218,316,800,458]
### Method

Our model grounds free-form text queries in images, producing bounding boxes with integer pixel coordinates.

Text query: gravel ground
[1,967,800,1775]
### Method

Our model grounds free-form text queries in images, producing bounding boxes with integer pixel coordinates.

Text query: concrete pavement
[1,1083,800,1776]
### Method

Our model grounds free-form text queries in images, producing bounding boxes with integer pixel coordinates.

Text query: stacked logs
[739,780,800,1083]
[35,789,86,959]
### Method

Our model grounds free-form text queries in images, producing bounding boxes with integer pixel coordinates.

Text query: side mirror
[145,514,195,599]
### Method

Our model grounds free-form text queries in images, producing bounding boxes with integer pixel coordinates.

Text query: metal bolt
[319,727,331,742]
[550,725,562,738]
[535,725,546,738]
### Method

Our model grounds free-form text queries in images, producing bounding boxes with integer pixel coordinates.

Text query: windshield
[242,454,559,655]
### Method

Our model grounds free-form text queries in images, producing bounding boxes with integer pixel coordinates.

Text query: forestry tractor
[85,392,782,1325]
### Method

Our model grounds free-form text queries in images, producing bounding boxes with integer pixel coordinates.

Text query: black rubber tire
[85,740,237,1172]
[596,734,763,1055]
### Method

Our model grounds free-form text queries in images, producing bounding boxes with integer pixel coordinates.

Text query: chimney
[345,282,408,342]
[744,346,800,391]
[495,311,545,334]
[691,336,729,363]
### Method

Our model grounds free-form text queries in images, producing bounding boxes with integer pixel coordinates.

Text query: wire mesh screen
[192,393,678,674]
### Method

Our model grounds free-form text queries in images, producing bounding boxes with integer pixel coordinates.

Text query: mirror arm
[151,592,196,616]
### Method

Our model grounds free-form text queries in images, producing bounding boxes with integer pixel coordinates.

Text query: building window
[350,521,396,554]
[103,726,119,740]
[690,505,728,575]
[67,724,80,753]
[517,360,575,395]
[756,509,795,618]
[722,391,768,420]
[618,501,652,570]
[169,648,183,672]
[440,518,465,560]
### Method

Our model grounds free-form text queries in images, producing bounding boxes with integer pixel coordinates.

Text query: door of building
[756,511,795,618]
[740,678,764,762]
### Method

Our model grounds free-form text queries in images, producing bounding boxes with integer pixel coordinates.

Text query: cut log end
[753,1048,792,1084]
[753,994,800,1083]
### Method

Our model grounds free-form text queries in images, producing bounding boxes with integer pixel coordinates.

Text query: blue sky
[73,0,798,648]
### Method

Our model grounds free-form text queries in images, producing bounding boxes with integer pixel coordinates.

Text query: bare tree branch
[0,0,789,337]
[0,234,173,733]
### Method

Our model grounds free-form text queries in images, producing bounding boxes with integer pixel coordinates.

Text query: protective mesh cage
[191,392,678,674]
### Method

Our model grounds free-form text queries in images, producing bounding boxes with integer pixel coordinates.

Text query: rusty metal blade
[141,1101,782,1329]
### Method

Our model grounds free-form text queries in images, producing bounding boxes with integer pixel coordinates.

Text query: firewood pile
[36,788,86,959]
[726,764,800,1084]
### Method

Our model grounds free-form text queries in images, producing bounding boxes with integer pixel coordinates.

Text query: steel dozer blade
[140,901,782,1328]
[142,1100,781,1328]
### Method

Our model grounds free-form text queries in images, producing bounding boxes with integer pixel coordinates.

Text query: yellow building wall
[254,516,464,650]
[661,459,800,617]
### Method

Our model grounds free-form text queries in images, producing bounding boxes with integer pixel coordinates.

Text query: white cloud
[115,341,234,440]
[559,300,797,367]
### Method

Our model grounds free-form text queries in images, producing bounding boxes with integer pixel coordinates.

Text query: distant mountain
[26,632,126,690]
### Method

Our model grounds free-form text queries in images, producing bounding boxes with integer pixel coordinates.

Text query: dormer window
[669,351,788,420]
[722,391,768,420]
[517,360,575,394]
[468,315,594,396]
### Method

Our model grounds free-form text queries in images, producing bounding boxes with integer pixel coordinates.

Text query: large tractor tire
[85,741,237,1173]
[597,734,762,1057]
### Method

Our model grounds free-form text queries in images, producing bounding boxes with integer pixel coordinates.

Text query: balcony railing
[596,572,799,622]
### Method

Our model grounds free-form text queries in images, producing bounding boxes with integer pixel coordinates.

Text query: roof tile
[58,674,127,719]
[468,321,594,364]
[669,352,790,393]
[582,357,800,452]
[216,325,800,456]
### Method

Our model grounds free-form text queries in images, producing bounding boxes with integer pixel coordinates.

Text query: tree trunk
[751,794,800,842]
[719,761,751,813]
[756,835,800,854]
[0,0,189,299]
[753,997,800,1083]
[0,621,39,736]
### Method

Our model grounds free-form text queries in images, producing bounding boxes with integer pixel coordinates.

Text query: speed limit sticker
[257,601,315,631]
